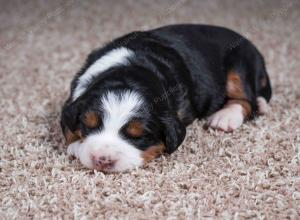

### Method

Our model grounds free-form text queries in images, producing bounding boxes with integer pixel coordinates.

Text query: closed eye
[82,111,101,129]
[123,120,144,139]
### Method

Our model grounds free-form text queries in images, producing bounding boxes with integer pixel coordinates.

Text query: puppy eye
[125,120,144,138]
[82,111,100,129]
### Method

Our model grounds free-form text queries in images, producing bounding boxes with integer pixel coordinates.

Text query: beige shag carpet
[1,0,300,219]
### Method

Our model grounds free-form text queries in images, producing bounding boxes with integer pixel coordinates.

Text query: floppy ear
[60,99,83,145]
[160,114,186,154]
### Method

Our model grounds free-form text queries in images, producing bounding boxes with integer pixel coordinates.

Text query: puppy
[61,24,272,172]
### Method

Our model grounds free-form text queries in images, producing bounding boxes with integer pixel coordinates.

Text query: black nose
[93,156,116,170]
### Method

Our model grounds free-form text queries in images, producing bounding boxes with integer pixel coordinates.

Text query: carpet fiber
[1,0,300,219]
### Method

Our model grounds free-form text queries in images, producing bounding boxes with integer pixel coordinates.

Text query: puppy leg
[207,70,252,132]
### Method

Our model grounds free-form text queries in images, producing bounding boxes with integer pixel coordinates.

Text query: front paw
[207,104,244,132]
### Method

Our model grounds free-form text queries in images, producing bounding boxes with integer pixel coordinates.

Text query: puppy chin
[67,133,144,172]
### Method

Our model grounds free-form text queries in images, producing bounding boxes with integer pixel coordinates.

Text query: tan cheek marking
[142,143,165,164]
[226,70,252,118]
[65,129,83,145]
[83,111,99,128]
[126,120,144,137]
[75,130,84,143]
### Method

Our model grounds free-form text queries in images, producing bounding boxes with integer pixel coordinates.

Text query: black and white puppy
[61,24,272,172]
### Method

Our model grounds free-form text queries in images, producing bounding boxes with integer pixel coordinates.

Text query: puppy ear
[60,99,83,145]
[160,114,186,154]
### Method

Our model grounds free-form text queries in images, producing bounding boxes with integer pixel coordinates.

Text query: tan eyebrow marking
[126,120,144,137]
[83,111,99,128]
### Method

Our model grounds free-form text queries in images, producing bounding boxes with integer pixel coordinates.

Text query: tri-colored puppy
[61,24,272,172]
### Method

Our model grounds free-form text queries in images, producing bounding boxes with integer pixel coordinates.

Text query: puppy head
[61,90,185,172]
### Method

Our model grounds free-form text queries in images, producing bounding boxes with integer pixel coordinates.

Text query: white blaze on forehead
[72,47,134,101]
[101,91,143,131]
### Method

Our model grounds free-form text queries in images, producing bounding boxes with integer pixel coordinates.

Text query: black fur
[61,24,272,153]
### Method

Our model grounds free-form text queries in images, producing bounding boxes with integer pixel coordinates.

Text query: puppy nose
[92,155,116,170]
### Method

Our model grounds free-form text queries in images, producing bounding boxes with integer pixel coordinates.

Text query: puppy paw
[207,104,244,132]
[257,96,268,115]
